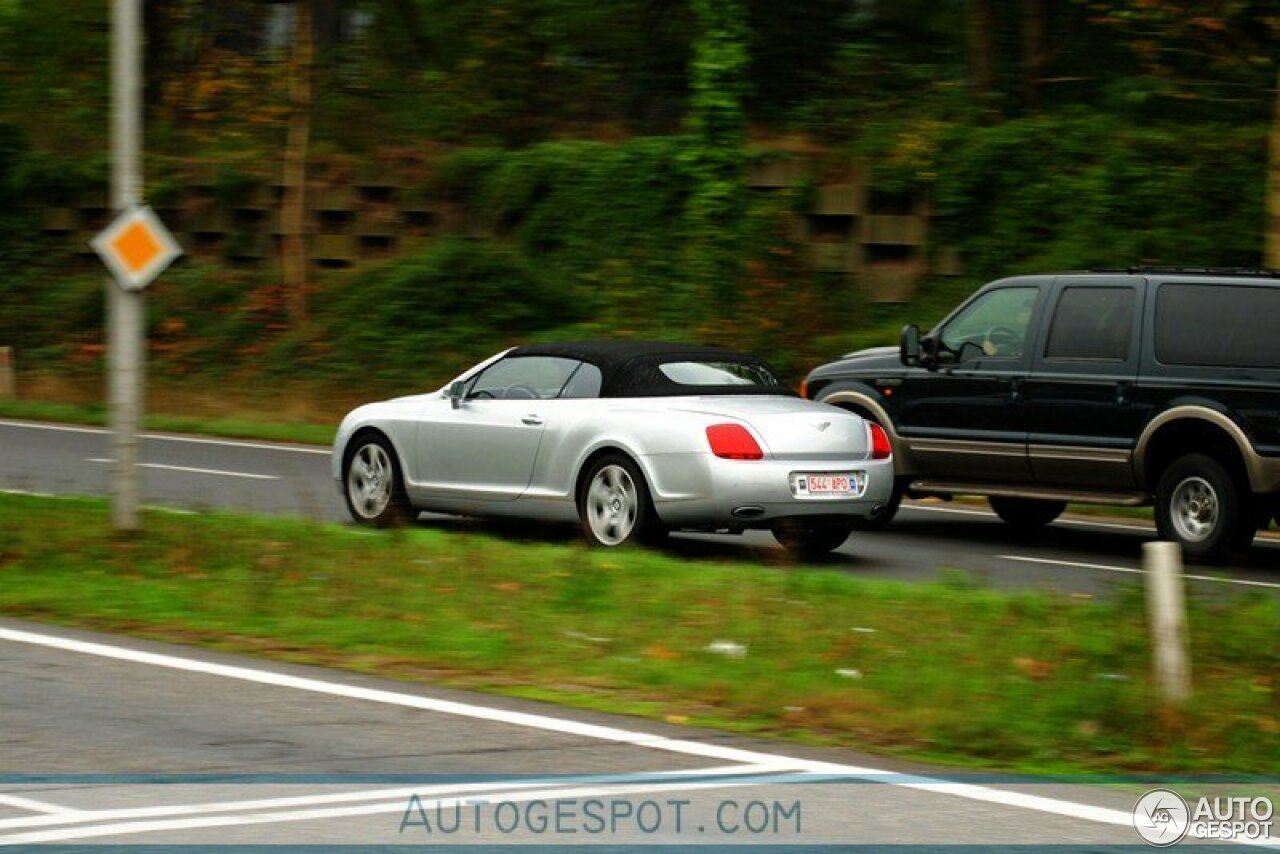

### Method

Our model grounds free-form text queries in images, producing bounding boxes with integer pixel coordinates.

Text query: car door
[1025,276,1146,489]
[415,355,580,500]
[893,283,1045,482]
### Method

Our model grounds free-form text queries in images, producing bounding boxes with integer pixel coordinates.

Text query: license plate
[791,471,865,498]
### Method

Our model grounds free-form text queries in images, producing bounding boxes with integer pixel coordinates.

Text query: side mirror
[899,324,921,367]
[447,380,466,409]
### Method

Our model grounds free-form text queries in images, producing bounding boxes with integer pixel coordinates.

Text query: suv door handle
[1009,377,1023,402]
[1115,381,1132,406]
[522,415,544,426]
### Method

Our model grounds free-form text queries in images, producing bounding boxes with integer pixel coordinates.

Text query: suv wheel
[988,497,1065,529]
[1155,453,1246,561]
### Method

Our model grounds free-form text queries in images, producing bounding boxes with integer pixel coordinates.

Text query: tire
[578,454,656,547]
[1154,453,1246,562]
[988,496,1066,529]
[771,518,855,560]
[849,477,904,531]
[342,432,413,527]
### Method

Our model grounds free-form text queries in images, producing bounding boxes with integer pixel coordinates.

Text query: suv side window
[939,286,1039,360]
[1156,283,1280,368]
[1045,287,1136,361]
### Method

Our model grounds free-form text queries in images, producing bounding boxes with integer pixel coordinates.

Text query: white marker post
[1143,541,1191,705]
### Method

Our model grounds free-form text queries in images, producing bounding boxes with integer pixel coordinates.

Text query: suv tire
[1154,453,1247,562]
[988,497,1065,529]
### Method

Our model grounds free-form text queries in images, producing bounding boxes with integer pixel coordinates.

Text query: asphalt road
[2,417,1278,598]
[4,618,1252,847]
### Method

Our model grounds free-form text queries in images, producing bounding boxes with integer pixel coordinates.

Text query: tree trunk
[281,0,314,328]
[1266,68,1280,268]
[1021,0,1048,111]
[967,0,995,104]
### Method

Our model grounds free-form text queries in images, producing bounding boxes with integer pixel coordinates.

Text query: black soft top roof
[505,340,795,398]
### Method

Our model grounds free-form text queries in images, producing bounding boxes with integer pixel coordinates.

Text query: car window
[467,356,580,400]
[940,286,1039,360]
[657,360,782,387]
[1156,284,1280,369]
[1045,287,1136,361]
[559,363,603,399]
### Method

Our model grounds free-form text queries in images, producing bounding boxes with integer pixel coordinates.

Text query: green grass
[0,493,1275,774]
[0,398,334,446]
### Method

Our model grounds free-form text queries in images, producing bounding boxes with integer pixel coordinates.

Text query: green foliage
[439,138,694,334]
[932,113,1267,274]
[683,0,750,305]
[317,238,580,384]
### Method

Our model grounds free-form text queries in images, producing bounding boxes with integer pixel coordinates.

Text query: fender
[815,382,918,476]
[1134,404,1280,493]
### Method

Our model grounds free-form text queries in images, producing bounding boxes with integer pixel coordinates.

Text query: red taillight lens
[868,422,892,460]
[798,378,810,399]
[706,424,764,460]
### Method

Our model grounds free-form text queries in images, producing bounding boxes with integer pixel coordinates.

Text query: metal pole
[1143,541,1191,706]
[109,0,144,531]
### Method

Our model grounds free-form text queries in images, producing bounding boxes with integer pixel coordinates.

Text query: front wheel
[771,518,855,560]
[1155,453,1247,562]
[343,433,413,527]
[578,454,657,547]
[988,496,1066,529]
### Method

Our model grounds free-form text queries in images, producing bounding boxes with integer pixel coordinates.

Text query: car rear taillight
[867,422,892,460]
[706,424,764,460]
[798,378,809,399]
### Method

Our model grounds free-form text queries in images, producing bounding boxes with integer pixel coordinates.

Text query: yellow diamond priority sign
[91,205,182,291]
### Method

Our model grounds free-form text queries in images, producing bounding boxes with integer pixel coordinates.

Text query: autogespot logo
[1133,789,1190,847]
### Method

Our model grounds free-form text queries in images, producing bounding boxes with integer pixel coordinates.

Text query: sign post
[91,0,181,532]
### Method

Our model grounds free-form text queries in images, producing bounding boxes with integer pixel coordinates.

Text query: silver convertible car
[333,342,894,556]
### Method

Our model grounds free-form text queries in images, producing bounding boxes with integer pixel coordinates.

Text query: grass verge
[0,398,334,446]
[1,493,1275,775]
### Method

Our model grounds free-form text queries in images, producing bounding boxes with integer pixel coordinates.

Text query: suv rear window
[1156,284,1280,369]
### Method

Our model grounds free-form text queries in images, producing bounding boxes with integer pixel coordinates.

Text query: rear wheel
[1155,453,1247,562]
[771,518,855,560]
[988,496,1066,529]
[578,454,657,547]
[343,433,413,527]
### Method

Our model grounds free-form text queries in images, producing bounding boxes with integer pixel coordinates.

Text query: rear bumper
[643,452,895,527]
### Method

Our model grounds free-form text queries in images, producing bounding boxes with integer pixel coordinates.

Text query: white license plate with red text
[790,471,865,498]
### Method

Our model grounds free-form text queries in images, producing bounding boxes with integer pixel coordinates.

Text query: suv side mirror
[900,324,922,367]
[447,380,467,409]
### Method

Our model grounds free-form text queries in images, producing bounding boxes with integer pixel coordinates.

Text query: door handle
[521,415,543,426]
[1116,382,1131,406]
[1009,377,1023,402]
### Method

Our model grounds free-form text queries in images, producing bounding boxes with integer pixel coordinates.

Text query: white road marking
[84,458,279,482]
[0,625,1241,845]
[0,795,79,817]
[0,489,55,499]
[998,554,1280,590]
[0,420,329,456]
[0,764,784,833]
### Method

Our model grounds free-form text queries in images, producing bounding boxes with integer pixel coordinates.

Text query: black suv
[803,269,1280,561]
